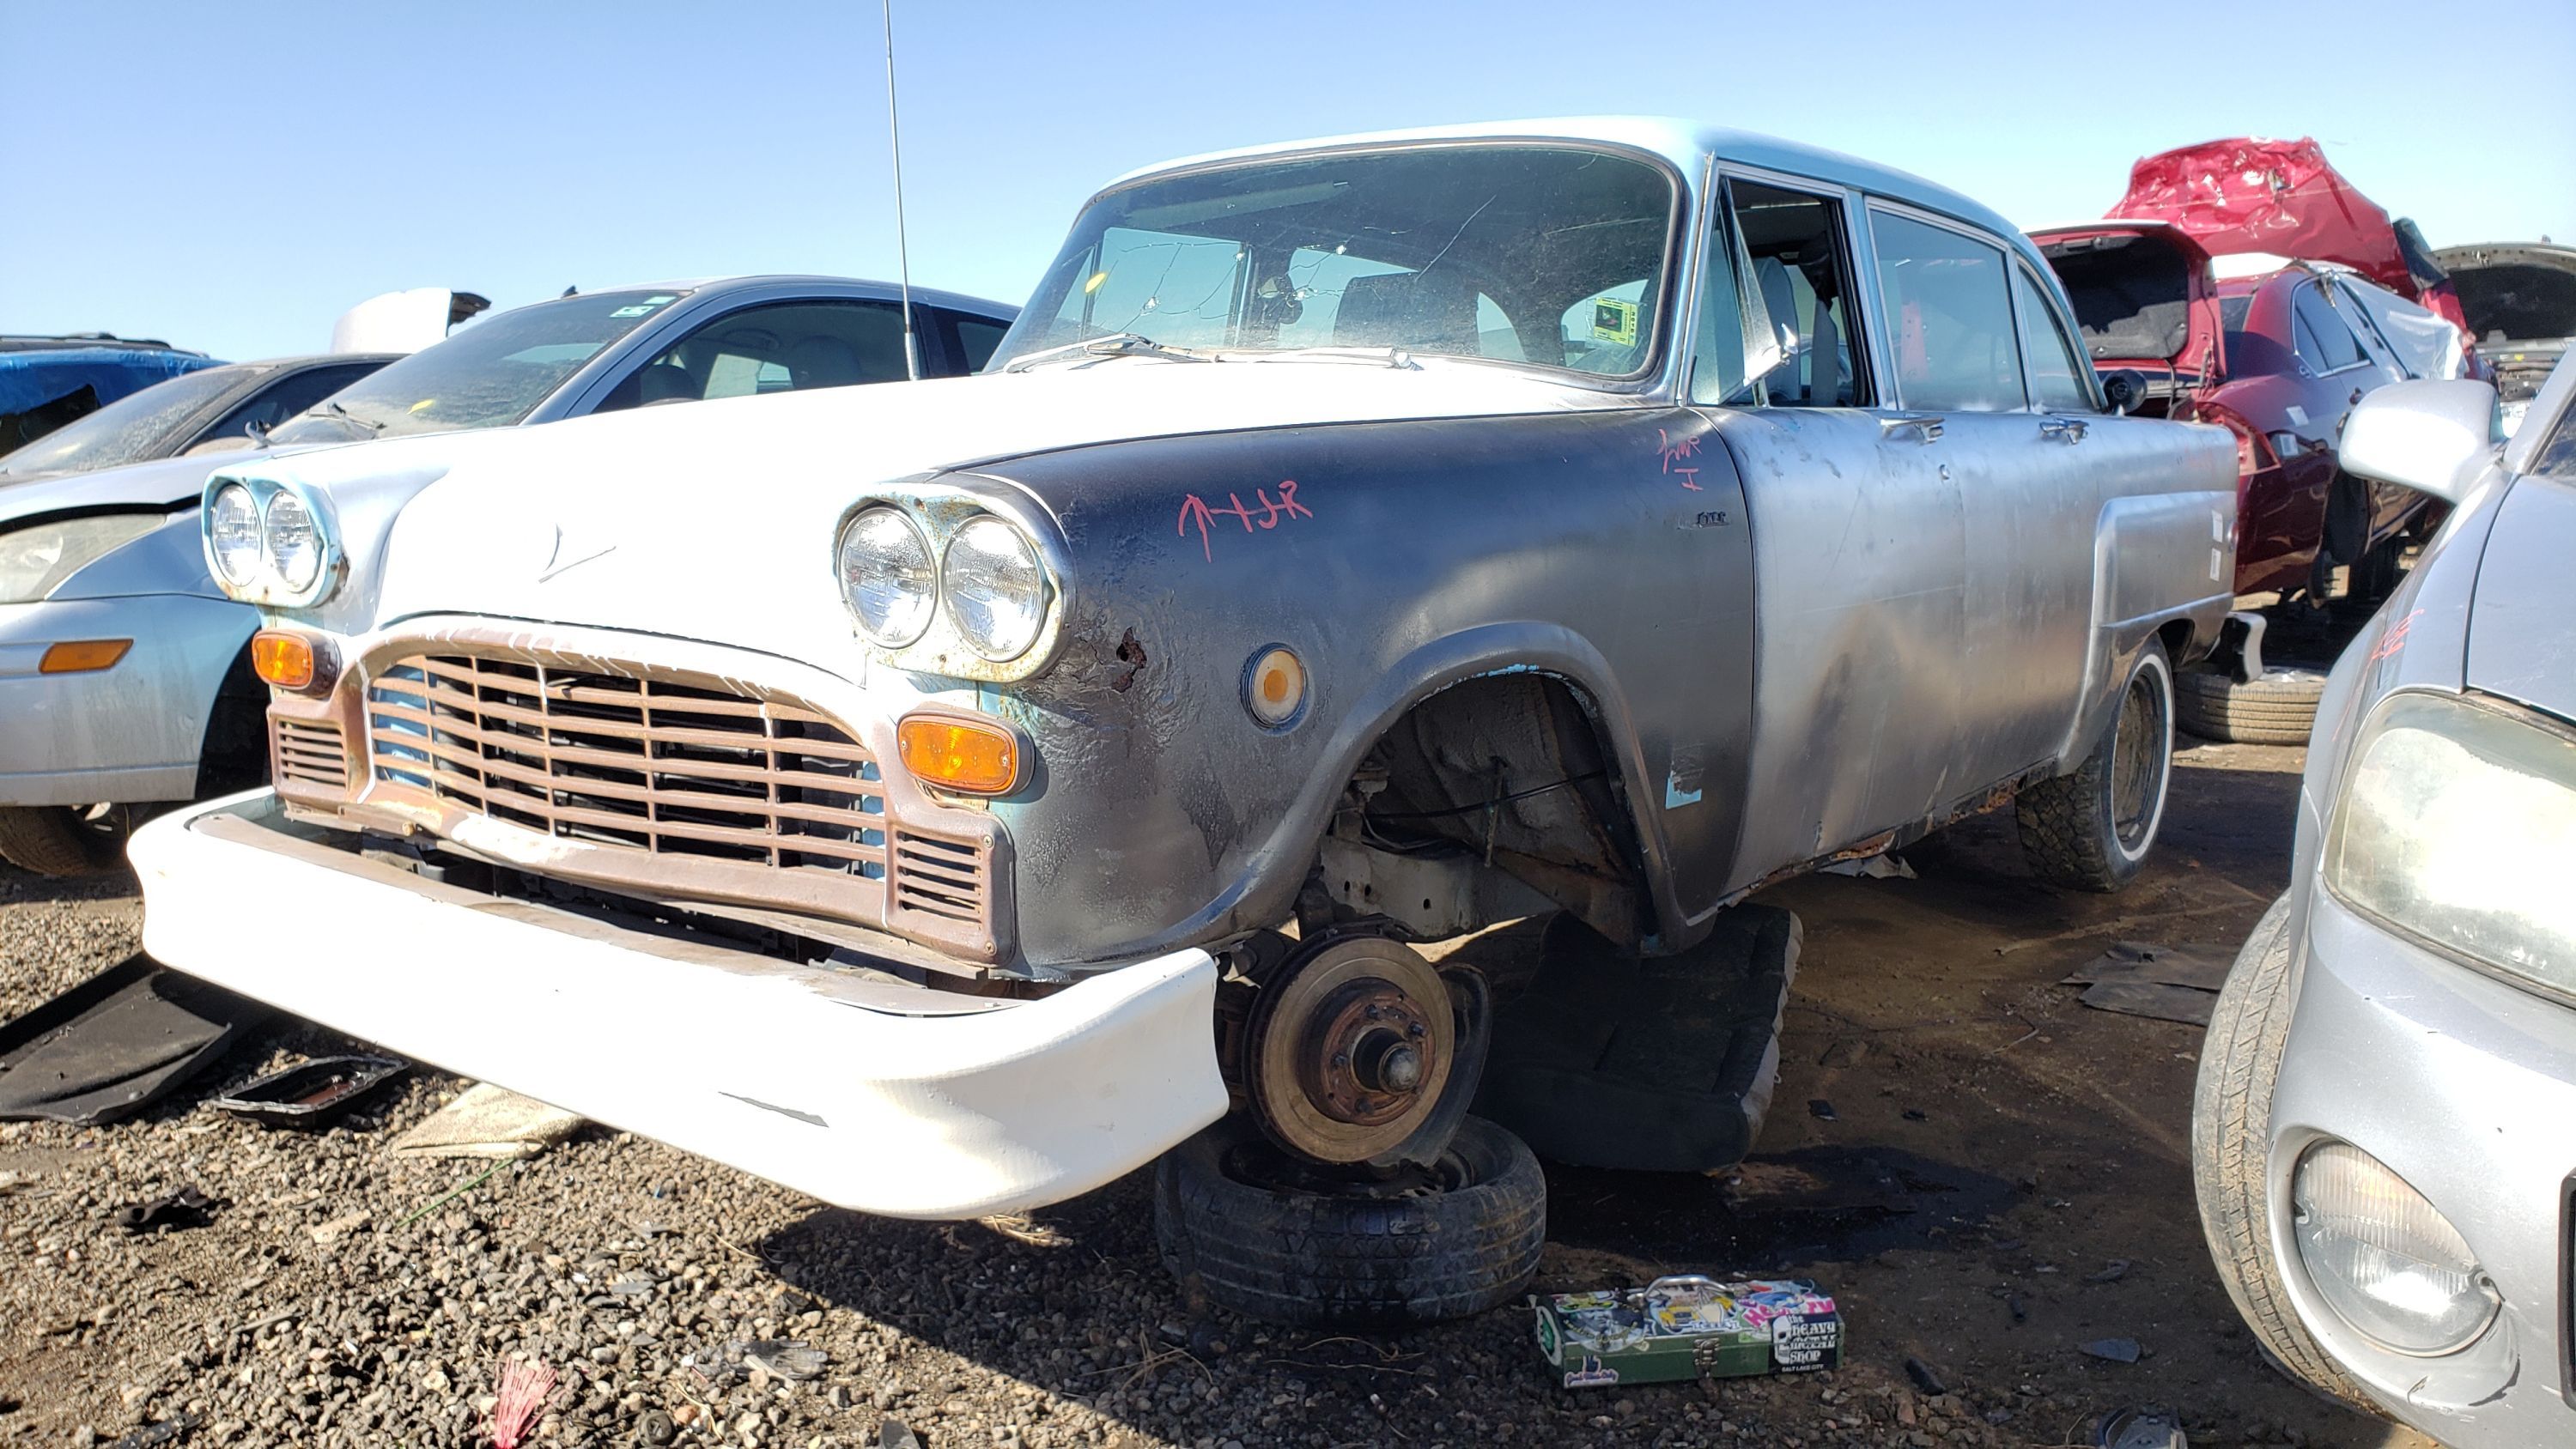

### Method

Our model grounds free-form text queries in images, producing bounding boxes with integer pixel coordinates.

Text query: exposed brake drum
[1242,931,1490,1171]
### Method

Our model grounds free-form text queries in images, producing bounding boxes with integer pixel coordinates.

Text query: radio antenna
[881,0,920,382]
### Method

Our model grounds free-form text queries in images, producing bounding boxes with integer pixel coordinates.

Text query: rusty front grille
[271,717,350,791]
[363,654,889,878]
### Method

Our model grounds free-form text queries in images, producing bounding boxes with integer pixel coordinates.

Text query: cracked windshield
[988,146,1675,376]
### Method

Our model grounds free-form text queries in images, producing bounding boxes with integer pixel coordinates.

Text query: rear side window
[942,312,1011,373]
[1869,210,2024,412]
[595,300,908,412]
[2012,267,2094,413]
[2292,284,2366,373]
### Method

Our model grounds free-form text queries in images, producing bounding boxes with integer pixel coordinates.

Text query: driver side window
[594,300,908,413]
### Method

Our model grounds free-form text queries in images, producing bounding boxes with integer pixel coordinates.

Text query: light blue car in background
[0,276,1014,874]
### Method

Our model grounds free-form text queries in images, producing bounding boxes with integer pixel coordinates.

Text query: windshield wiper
[1224,345,1419,369]
[1000,332,1219,373]
[323,399,386,433]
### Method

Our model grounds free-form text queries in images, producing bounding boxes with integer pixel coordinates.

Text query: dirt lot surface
[0,739,2438,1448]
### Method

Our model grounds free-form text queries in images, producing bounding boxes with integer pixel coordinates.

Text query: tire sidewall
[2100,642,2175,875]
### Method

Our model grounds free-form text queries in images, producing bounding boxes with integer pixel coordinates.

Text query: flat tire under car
[2174,665,2328,746]
[1153,1114,1545,1329]
[2192,894,2382,1416]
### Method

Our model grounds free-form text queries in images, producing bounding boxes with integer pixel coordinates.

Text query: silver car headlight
[0,512,164,603]
[2292,1141,2498,1355]
[837,505,938,646]
[941,514,1050,662]
[2324,690,2576,998]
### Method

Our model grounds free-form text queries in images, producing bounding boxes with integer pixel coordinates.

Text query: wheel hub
[1246,936,1461,1166]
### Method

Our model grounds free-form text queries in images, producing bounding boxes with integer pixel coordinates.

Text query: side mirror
[2339,379,2500,505]
[2100,368,2149,416]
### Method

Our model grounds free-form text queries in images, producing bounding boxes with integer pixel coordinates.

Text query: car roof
[1100,115,2028,246]
[569,276,1017,321]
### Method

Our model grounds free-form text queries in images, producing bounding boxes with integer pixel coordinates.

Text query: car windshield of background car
[266,289,693,442]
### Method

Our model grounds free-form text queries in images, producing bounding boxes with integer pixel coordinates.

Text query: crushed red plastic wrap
[489,1358,556,1448]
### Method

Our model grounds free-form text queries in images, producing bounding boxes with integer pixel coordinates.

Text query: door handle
[2039,418,2089,444]
[1880,415,1944,443]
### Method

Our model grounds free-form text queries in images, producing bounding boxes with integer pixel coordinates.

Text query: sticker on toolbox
[1771,1310,1842,1371]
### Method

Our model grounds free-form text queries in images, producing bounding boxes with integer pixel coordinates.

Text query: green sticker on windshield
[1592,297,1638,346]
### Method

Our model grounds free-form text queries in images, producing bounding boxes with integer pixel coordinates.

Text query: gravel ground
[0,746,2427,1449]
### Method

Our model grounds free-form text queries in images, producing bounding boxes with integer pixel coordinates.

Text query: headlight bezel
[830,485,1070,682]
[2287,1138,2501,1358]
[0,510,167,604]
[199,473,344,608]
[2322,686,2576,1007]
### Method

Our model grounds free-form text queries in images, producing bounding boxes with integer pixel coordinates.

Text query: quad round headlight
[264,491,323,593]
[209,483,264,587]
[838,506,937,646]
[942,515,1048,662]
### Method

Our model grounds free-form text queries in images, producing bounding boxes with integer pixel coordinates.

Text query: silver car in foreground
[2195,354,2576,1444]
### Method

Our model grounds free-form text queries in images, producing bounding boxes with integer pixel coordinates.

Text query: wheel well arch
[1321,658,1662,948]
[194,638,270,800]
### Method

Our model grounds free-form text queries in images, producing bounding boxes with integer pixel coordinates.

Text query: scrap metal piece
[209,1054,410,1127]
[389,1082,581,1160]
[0,955,266,1125]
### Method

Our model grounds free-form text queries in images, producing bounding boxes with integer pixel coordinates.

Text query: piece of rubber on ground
[2174,667,2325,746]
[1470,905,1800,1173]
[0,955,268,1125]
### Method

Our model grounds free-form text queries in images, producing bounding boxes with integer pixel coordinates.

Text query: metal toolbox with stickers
[1532,1276,1843,1388]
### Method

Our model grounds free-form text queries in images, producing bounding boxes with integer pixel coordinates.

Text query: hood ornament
[538,523,616,583]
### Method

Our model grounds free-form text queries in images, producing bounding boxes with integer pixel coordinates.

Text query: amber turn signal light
[251,629,331,693]
[897,713,1024,796]
[38,639,131,675]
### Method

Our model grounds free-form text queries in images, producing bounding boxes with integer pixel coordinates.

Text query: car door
[1861,205,2119,796]
[1704,173,1971,894]
[2329,277,2439,543]
[2288,278,2383,570]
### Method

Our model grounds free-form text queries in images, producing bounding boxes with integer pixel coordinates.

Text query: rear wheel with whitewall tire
[2175,666,2327,746]
[1153,1114,1546,1329]
[2017,639,2173,893]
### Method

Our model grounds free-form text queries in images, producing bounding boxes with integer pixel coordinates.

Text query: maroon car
[2035,221,2439,600]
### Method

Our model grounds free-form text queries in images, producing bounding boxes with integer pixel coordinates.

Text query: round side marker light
[1244,646,1306,728]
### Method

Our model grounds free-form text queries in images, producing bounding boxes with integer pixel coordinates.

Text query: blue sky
[5,0,2569,361]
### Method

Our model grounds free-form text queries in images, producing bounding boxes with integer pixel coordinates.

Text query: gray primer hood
[2466,471,2576,726]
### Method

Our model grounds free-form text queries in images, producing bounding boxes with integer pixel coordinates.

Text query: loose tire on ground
[2191,894,2382,1415]
[2017,639,2173,893]
[2175,666,2327,746]
[0,806,126,877]
[1154,1115,1545,1330]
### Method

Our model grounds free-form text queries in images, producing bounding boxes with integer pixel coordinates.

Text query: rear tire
[2175,666,2326,746]
[2191,894,2382,1416]
[1155,1115,1545,1330]
[2017,640,2172,893]
[0,806,127,877]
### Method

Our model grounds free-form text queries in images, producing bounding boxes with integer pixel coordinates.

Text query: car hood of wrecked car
[0,446,348,527]
[251,360,1641,663]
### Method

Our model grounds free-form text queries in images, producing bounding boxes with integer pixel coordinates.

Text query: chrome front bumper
[131,791,1228,1220]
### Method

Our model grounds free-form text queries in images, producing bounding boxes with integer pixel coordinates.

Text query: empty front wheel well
[1340,672,1648,945]
[196,640,270,799]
